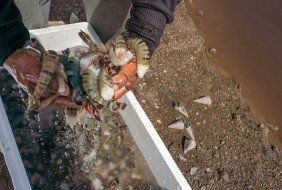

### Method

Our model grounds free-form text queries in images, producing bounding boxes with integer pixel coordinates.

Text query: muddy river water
[185,0,282,148]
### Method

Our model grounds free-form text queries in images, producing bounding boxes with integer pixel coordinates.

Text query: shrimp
[126,37,150,78]
[64,56,86,104]
[28,50,59,112]
[82,64,125,111]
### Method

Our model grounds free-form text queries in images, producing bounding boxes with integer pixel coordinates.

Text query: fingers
[113,81,135,101]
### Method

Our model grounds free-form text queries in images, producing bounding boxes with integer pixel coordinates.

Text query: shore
[185,0,282,149]
[137,2,281,189]
[0,1,281,189]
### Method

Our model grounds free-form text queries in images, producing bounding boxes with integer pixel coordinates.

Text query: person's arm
[125,0,181,55]
[0,0,30,64]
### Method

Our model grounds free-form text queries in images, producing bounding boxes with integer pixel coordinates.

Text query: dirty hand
[3,39,80,111]
[107,33,150,101]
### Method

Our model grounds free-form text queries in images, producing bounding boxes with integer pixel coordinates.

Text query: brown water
[184,0,282,148]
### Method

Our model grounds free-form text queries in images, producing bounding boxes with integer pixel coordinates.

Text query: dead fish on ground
[168,119,188,130]
[182,136,197,154]
[173,101,188,117]
[193,96,212,105]
[168,119,195,140]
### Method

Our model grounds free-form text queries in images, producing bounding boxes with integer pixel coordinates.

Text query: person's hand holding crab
[1,0,174,113]
[98,4,168,102]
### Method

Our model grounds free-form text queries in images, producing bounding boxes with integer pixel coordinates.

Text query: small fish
[183,136,197,154]
[193,96,212,105]
[185,125,195,140]
[168,119,186,130]
[173,101,188,117]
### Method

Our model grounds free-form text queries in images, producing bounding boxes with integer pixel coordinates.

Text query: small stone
[157,119,161,124]
[190,167,200,175]
[154,103,160,109]
[69,12,79,23]
[163,70,167,73]
[209,48,216,54]
[196,10,204,16]
[141,99,146,103]
[179,154,187,161]
[206,168,212,173]
[222,173,229,182]
[200,186,206,190]
[203,120,206,124]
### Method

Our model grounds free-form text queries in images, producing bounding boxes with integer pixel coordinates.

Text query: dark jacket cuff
[0,22,29,65]
[125,6,167,55]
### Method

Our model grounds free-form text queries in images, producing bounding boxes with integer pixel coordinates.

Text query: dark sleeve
[125,0,181,55]
[0,0,30,65]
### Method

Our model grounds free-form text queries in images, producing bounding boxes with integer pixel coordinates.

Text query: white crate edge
[0,22,191,190]
[0,97,32,190]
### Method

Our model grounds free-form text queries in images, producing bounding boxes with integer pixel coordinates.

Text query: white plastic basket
[0,22,191,190]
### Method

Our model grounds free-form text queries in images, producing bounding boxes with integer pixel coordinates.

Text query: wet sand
[185,0,282,148]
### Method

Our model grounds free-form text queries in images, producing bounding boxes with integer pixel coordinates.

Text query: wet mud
[185,0,282,148]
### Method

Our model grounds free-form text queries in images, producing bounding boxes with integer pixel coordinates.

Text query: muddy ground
[1,1,281,189]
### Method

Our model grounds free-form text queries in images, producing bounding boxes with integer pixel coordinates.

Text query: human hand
[3,39,80,111]
[107,34,150,101]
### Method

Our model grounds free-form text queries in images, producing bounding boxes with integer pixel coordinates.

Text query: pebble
[141,99,146,103]
[222,172,229,182]
[196,10,204,16]
[209,48,216,54]
[179,154,187,161]
[157,120,161,124]
[190,167,200,175]
[206,168,212,173]
[200,186,206,190]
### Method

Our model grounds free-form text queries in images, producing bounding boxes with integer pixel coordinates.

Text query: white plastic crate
[0,22,191,190]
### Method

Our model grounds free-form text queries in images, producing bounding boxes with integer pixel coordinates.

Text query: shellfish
[28,50,59,112]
